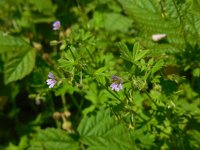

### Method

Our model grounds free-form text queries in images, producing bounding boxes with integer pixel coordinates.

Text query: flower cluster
[110,75,123,92]
[46,72,57,88]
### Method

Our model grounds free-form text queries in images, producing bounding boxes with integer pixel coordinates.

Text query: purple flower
[46,72,57,88]
[110,82,123,92]
[53,20,61,30]
[110,75,123,92]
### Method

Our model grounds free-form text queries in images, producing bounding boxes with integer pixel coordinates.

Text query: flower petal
[48,72,55,79]
[53,20,61,30]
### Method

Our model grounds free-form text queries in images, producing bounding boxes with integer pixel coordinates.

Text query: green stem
[144,90,159,107]
[70,95,81,113]
[86,48,96,64]
[105,87,122,102]
[61,94,67,111]
[130,109,147,121]
[80,70,83,85]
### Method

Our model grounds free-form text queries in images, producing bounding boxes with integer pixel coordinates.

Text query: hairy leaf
[0,32,29,53]
[117,0,186,52]
[4,48,36,84]
[78,109,134,150]
[28,128,79,150]
[119,42,133,63]
[104,12,133,33]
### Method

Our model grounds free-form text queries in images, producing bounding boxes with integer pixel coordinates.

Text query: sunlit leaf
[0,32,29,53]
[78,109,134,150]
[4,48,36,84]
[28,128,79,150]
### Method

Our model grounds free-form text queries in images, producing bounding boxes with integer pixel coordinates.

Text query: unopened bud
[64,111,71,118]
[62,121,72,131]
[33,42,42,50]
[42,53,50,61]
[53,112,61,120]
[50,40,59,46]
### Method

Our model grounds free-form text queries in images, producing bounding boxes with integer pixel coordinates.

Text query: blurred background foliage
[0,0,200,149]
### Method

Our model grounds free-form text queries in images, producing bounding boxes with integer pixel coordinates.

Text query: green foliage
[4,48,36,84]
[28,128,79,150]
[0,0,200,150]
[5,136,29,150]
[0,32,36,84]
[103,12,133,33]
[117,0,200,52]
[0,32,29,53]
[78,109,134,150]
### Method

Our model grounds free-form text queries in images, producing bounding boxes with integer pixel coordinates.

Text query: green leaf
[117,0,186,52]
[58,58,75,69]
[4,48,36,84]
[134,50,149,62]
[28,128,79,150]
[0,32,29,53]
[190,0,200,15]
[78,109,134,150]
[29,0,56,16]
[94,66,108,75]
[132,42,140,61]
[151,60,164,76]
[6,136,28,150]
[132,127,156,149]
[193,68,200,77]
[118,42,133,63]
[103,12,133,33]
[132,42,149,62]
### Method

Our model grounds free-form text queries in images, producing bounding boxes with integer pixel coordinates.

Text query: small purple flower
[110,75,123,92]
[53,20,61,30]
[46,72,57,88]
[110,82,123,92]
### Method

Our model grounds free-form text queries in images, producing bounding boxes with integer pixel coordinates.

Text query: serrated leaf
[28,128,79,150]
[94,66,107,75]
[190,0,200,15]
[5,136,28,150]
[58,58,75,69]
[117,0,186,51]
[151,60,164,75]
[78,109,134,150]
[4,48,36,84]
[134,50,149,61]
[132,42,140,61]
[0,32,29,53]
[132,42,149,62]
[118,42,133,63]
[132,127,156,149]
[104,12,133,33]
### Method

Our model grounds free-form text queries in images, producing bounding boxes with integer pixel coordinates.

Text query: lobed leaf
[118,42,133,63]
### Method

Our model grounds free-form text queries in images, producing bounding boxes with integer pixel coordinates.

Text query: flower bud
[53,112,61,120]
[62,121,72,131]
[50,40,59,46]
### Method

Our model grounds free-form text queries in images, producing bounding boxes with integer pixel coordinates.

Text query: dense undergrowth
[0,0,200,149]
